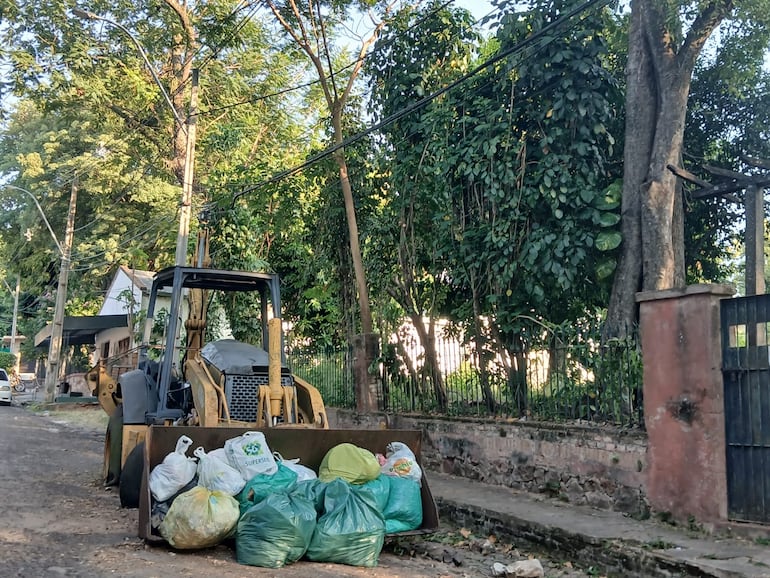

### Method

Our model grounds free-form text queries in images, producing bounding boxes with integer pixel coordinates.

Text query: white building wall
[94,326,132,363]
[99,268,143,316]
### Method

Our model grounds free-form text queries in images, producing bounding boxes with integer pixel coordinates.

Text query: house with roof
[94,266,156,364]
[35,266,172,391]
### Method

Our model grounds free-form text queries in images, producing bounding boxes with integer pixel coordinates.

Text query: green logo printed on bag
[242,441,263,457]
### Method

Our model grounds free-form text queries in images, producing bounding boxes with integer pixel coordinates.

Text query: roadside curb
[429,472,770,578]
[435,497,674,577]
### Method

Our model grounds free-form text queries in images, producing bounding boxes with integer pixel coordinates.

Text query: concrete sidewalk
[428,471,770,577]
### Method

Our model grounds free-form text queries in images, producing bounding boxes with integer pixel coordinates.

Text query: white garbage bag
[275,452,318,482]
[194,446,246,496]
[149,435,197,502]
[380,441,423,485]
[224,431,278,480]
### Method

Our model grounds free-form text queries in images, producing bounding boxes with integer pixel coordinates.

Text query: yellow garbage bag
[159,486,239,549]
[318,443,381,484]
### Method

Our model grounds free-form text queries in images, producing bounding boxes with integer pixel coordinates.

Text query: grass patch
[643,539,676,550]
[28,403,108,432]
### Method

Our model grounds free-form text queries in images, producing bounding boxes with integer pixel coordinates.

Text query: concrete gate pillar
[636,284,734,522]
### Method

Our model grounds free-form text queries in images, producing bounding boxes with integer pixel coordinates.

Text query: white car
[0,369,11,405]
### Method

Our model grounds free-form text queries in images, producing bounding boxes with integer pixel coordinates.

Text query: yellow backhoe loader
[86,264,438,539]
[87,265,329,507]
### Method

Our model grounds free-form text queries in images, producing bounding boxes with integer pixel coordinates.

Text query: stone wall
[328,408,648,516]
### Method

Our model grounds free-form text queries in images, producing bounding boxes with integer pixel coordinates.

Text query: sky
[454,0,496,21]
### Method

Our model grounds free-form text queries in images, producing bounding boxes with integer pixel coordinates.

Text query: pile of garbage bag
[148,434,424,567]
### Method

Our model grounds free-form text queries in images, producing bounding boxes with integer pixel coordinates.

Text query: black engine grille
[225,373,294,422]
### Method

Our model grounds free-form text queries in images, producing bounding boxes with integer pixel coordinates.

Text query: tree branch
[743,155,770,170]
[680,0,734,69]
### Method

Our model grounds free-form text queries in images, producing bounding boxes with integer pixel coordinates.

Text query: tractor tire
[104,406,124,487]
[119,441,144,509]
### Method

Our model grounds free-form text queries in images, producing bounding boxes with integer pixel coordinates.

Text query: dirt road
[0,404,592,577]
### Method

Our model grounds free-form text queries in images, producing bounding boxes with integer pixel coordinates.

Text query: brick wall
[328,408,648,515]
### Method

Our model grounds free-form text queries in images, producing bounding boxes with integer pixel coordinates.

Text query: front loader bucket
[139,426,439,542]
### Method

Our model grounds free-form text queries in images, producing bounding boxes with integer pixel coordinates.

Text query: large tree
[369,0,622,412]
[0,0,314,339]
[260,0,418,337]
[605,0,738,334]
[368,0,480,411]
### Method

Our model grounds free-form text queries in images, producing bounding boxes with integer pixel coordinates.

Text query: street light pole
[3,183,70,400]
[5,185,63,255]
[72,9,186,132]
[73,8,197,267]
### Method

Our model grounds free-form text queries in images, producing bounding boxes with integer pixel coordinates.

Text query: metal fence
[287,325,644,428]
[287,345,356,409]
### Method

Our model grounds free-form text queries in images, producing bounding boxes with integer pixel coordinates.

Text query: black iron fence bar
[287,327,643,428]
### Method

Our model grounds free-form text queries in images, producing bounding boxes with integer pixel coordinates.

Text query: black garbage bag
[151,475,199,529]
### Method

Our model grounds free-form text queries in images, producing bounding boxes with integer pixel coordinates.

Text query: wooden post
[745,185,765,296]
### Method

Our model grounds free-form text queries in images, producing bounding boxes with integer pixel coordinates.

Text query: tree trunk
[332,110,373,335]
[489,323,527,414]
[605,2,654,338]
[338,223,357,344]
[394,336,422,400]
[408,311,447,411]
[605,0,733,337]
[470,279,495,413]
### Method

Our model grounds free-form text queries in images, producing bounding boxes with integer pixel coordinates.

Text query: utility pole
[175,68,199,267]
[10,275,19,375]
[44,178,77,403]
[73,10,198,269]
[2,275,20,374]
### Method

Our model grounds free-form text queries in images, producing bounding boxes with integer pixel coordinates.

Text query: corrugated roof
[119,265,155,292]
[34,314,128,348]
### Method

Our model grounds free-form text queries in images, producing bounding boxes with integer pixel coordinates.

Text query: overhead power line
[198,0,459,118]
[231,0,612,203]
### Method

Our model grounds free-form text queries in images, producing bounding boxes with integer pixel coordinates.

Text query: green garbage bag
[306,478,385,567]
[383,476,423,534]
[236,491,317,568]
[359,475,391,513]
[290,478,328,514]
[237,462,297,514]
[318,443,381,484]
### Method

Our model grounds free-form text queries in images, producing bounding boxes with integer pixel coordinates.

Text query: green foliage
[682,18,770,285]
[368,0,624,388]
[444,361,483,404]
[0,0,766,369]
[0,352,16,371]
[0,0,327,345]
[466,0,621,322]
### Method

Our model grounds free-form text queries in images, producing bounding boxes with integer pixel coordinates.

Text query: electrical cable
[195,0,459,117]
[230,0,611,202]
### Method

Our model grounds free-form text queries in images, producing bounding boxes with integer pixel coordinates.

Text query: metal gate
[721,294,770,523]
